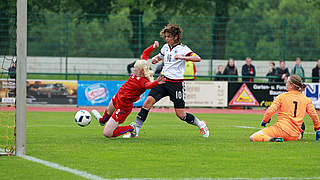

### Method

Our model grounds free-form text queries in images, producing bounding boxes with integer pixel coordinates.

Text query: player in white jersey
[133,23,209,138]
[160,43,192,79]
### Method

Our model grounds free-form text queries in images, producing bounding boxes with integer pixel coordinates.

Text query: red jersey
[114,74,158,107]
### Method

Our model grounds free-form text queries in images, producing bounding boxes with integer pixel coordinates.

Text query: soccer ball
[74,110,91,127]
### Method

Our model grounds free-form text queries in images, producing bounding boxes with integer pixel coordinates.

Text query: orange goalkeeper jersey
[263,90,320,136]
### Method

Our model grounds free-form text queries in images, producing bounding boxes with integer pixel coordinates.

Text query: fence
[1,12,320,78]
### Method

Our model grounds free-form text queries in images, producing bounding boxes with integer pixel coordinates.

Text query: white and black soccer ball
[75,110,91,127]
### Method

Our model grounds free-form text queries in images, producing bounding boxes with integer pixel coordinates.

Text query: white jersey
[158,43,193,79]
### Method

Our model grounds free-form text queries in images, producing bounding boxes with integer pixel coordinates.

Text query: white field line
[27,124,73,127]
[3,126,320,180]
[1,149,320,180]
[17,154,108,180]
[233,125,263,129]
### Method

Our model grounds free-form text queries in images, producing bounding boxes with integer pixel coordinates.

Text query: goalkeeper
[250,75,320,142]
[91,42,165,138]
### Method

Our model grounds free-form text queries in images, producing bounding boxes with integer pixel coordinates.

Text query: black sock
[301,122,305,139]
[137,108,149,122]
[136,108,149,133]
[183,113,195,125]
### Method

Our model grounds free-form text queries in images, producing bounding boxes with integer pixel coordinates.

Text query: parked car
[37,83,68,98]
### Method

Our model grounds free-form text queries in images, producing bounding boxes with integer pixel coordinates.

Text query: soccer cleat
[91,110,103,126]
[129,122,137,136]
[123,122,137,138]
[122,132,132,138]
[199,120,209,138]
[269,137,284,142]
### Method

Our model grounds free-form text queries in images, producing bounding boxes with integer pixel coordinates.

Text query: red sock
[100,110,111,124]
[112,125,134,137]
[140,44,157,60]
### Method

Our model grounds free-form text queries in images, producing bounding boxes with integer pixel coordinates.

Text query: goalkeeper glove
[261,119,270,127]
[316,130,320,141]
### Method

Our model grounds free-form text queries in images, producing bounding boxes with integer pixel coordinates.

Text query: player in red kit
[127,41,159,74]
[91,42,165,138]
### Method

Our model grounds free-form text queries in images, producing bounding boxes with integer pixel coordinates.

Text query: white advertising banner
[154,81,228,107]
[303,83,320,109]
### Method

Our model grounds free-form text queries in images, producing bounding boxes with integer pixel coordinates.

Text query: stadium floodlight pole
[16,0,27,156]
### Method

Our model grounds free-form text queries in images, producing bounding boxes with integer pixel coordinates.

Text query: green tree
[212,0,249,59]
[226,0,320,61]
[226,0,281,60]
[0,0,16,56]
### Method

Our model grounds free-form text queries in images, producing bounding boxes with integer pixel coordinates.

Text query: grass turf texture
[1,111,320,179]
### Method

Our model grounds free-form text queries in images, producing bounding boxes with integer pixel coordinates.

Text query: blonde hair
[288,75,306,92]
[134,60,154,81]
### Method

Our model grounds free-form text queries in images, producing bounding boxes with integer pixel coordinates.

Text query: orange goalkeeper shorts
[262,125,301,141]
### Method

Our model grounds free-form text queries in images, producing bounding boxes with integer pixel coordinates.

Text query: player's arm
[144,81,158,89]
[174,52,201,62]
[140,41,159,60]
[151,55,163,64]
[262,96,281,124]
[152,45,166,64]
[306,101,320,141]
[306,101,320,131]
[143,76,165,89]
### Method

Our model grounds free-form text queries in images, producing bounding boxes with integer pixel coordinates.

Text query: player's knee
[143,96,155,109]
[103,129,113,138]
[176,112,185,120]
[249,134,255,141]
[250,130,263,141]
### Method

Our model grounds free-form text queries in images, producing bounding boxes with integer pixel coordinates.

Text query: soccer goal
[0,0,27,156]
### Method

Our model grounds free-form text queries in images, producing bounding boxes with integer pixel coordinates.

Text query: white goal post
[15,0,27,156]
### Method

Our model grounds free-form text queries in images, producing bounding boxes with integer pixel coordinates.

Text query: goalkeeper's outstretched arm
[306,101,320,140]
[262,97,280,123]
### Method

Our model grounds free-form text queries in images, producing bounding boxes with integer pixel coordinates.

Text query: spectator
[292,57,305,81]
[266,61,277,82]
[214,65,224,81]
[8,62,16,79]
[312,59,320,82]
[223,58,238,82]
[275,60,290,82]
[241,57,256,82]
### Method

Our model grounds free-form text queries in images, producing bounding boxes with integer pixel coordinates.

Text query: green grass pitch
[1,111,320,179]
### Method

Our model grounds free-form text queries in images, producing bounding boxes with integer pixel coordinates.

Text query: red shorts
[111,96,133,124]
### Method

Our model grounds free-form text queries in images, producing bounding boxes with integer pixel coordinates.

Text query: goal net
[0,0,17,155]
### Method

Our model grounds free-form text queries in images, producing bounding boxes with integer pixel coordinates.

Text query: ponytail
[288,75,306,92]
